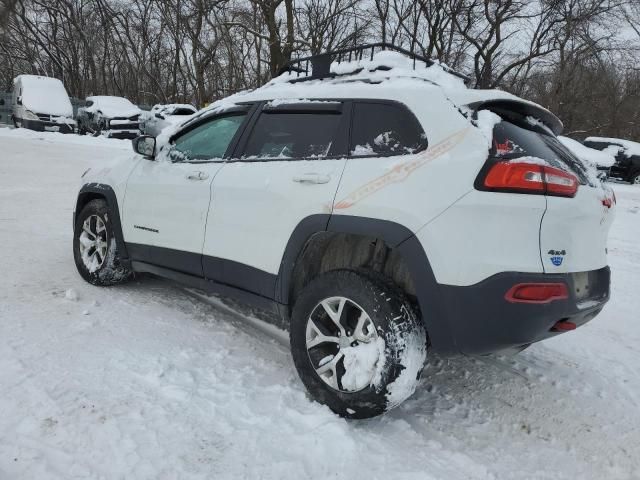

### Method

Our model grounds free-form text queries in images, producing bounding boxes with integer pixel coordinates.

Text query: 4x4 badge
[548,250,566,266]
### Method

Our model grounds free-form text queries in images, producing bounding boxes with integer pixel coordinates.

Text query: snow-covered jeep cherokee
[72,46,615,419]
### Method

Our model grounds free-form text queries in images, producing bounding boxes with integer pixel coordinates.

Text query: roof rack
[278,43,471,85]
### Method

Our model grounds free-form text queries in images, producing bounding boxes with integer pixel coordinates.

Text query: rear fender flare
[275,214,455,353]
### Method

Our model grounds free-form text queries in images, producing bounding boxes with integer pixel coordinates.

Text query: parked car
[141,104,197,137]
[11,75,75,133]
[72,46,615,419]
[583,137,640,184]
[76,96,142,138]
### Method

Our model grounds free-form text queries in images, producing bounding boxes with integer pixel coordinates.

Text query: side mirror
[132,135,156,158]
[155,113,164,120]
[85,100,94,107]
[16,97,22,106]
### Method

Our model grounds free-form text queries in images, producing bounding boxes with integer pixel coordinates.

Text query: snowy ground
[1,128,639,480]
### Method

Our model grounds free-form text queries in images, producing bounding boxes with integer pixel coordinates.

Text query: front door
[122,109,250,276]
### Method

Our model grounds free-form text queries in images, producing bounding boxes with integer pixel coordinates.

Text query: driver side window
[170,113,247,162]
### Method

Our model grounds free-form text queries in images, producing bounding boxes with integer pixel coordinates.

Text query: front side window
[170,113,246,162]
[350,102,426,157]
[242,112,342,159]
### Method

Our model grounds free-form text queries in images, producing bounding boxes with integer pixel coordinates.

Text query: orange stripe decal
[334,128,470,210]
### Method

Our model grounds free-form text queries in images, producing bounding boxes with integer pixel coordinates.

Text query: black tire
[73,199,131,286]
[290,269,427,419]
[629,169,640,186]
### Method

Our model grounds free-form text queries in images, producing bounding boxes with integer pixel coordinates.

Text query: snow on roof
[180,51,556,136]
[585,136,640,157]
[14,75,73,117]
[86,96,141,118]
[559,136,616,168]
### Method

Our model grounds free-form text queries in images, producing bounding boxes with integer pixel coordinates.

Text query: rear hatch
[482,111,615,275]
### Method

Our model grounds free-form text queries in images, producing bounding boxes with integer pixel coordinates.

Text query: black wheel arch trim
[276,214,455,352]
[75,183,130,266]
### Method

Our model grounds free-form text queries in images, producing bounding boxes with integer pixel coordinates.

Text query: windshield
[491,120,591,185]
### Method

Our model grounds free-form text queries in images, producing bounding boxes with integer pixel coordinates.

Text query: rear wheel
[73,199,131,286]
[290,269,427,419]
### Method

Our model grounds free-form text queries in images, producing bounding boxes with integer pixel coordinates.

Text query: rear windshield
[491,119,590,185]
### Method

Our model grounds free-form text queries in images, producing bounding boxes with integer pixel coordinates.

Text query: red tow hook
[551,320,577,332]
[602,197,613,208]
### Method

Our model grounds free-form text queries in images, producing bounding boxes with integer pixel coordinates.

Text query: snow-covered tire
[73,199,131,286]
[290,269,427,419]
[630,169,640,185]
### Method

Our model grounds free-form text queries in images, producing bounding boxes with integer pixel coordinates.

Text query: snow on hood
[16,75,73,117]
[151,103,197,115]
[559,136,616,168]
[85,96,141,118]
[585,136,640,157]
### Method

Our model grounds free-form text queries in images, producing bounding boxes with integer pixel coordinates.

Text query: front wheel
[630,169,640,185]
[290,270,427,419]
[73,199,131,286]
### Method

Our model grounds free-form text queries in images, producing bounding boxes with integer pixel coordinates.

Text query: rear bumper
[21,118,74,134]
[435,267,610,355]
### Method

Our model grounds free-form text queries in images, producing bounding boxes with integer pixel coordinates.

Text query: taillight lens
[483,161,578,197]
[505,283,569,304]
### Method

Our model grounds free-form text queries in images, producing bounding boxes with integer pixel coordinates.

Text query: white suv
[72,48,615,418]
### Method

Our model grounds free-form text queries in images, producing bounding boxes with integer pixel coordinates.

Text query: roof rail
[278,43,471,85]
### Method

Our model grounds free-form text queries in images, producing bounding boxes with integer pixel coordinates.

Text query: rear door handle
[292,173,331,184]
[186,171,209,181]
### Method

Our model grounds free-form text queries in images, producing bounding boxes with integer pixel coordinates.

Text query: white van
[12,75,76,133]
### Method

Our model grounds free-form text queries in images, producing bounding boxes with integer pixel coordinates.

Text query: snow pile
[84,96,141,118]
[15,75,73,117]
[0,127,132,150]
[559,136,616,168]
[585,136,640,157]
[474,109,502,146]
[1,133,640,479]
[340,337,385,391]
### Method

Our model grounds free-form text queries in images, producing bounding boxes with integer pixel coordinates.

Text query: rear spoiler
[468,99,563,136]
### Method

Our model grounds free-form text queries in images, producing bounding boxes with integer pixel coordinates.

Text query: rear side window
[350,102,426,157]
[242,112,342,159]
[491,120,590,184]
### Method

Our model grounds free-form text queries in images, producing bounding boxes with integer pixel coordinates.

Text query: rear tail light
[505,283,569,304]
[483,161,579,197]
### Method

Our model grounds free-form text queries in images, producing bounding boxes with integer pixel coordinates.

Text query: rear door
[202,100,349,297]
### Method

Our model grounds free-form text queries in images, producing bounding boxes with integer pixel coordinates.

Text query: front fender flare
[75,183,129,265]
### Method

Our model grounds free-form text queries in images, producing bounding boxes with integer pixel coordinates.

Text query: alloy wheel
[78,215,108,272]
[305,296,381,393]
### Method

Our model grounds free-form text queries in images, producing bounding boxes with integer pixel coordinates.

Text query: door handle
[292,173,331,184]
[186,171,209,181]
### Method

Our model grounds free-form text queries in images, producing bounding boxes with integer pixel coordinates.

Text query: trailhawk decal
[334,128,471,210]
[134,225,159,233]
